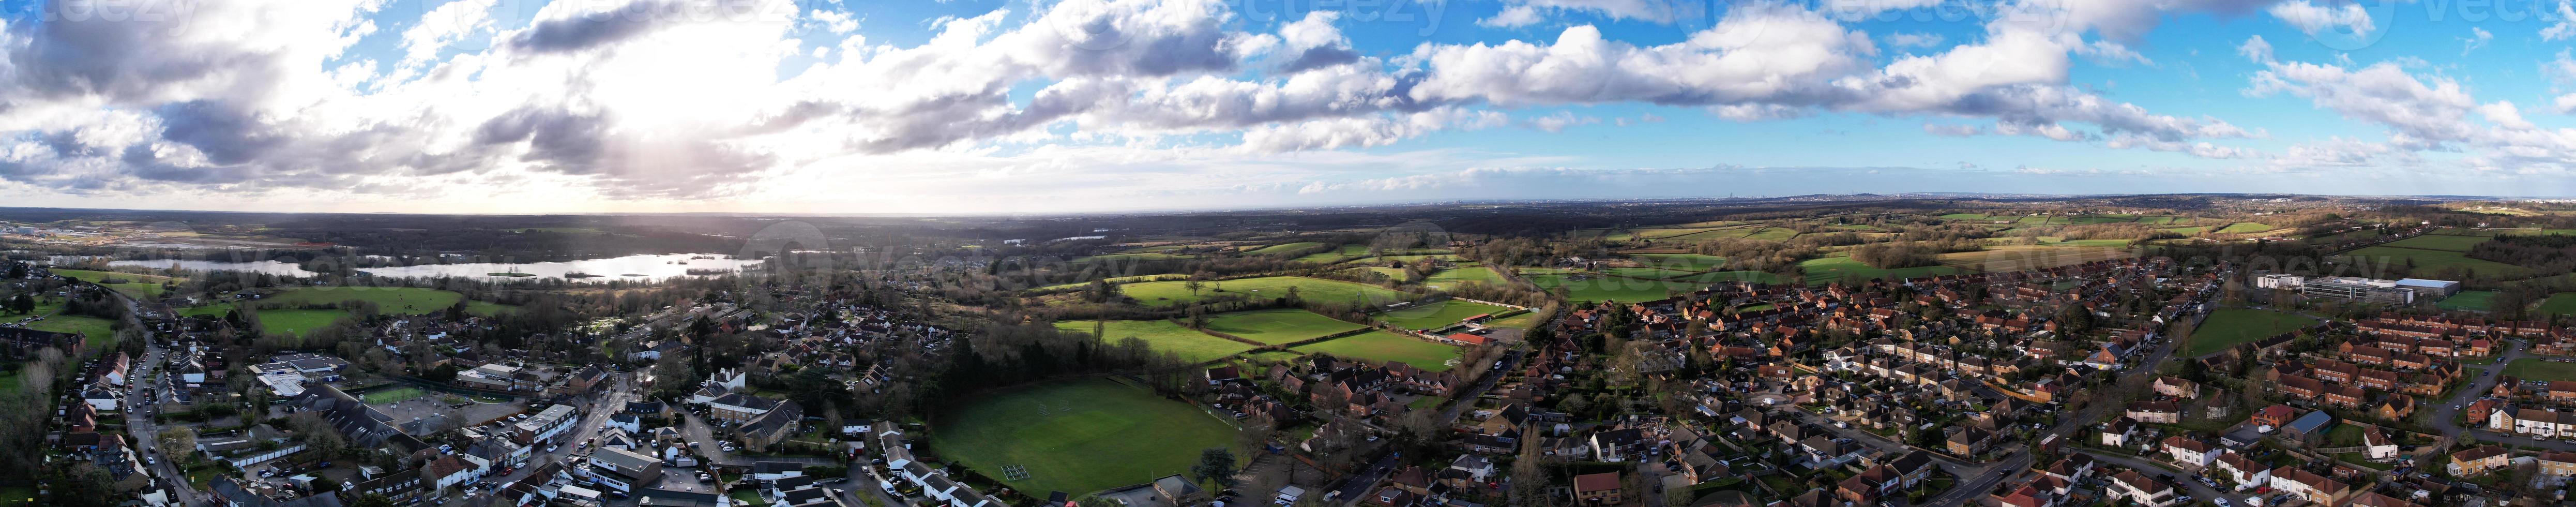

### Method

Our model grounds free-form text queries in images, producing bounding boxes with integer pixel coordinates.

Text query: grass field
[1200,309,1366,345]
[1741,228,1799,241]
[1053,319,1254,363]
[2218,222,2279,234]
[1939,213,1995,220]
[2437,291,2501,311]
[2382,234,2491,251]
[360,387,429,404]
[1035,274,1187,291]
[1242,242,1327,255]
[1291,245,1373,263]
[52,269,179,299]
[1674,271,1781,284]
[1485,311,1545,330]
[260,287,512,315]
[1377,300,1512,330]
[1120,276,1410,307]
[1291,331,1463,371]
[27,315,116,350]
[2342,246,2532,278]
[1420,266,1505,288]
[1800,253,1960,285]
[930,378,1237,496]
[2505,359,2576,382]
[2543,293,2576,317]
[254,309,358,337]
[1936,245,2132,272]
[1602,266,1698,280]
[1522,272,1700,304]
[2185,308,2317,356]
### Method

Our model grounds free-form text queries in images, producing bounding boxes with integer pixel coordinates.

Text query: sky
[1,0,2574,215]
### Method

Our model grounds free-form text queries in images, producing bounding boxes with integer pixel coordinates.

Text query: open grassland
[1485,311,1545,330]
[1053,319,1253,363]
[1602,266,1698,280]
[1633,227,1733,239]
[931,378,1237,497]
[1200,309,1366,345]
[260,287,513,316]
[1420,266,1505,288]
[1378,300,1512,330]
[2506,359,2576,382]
[28,315,116,350]
[1674,271,1781,284]
[254,309,357,338]
[1292,331,1463,371]
[2342,246,2532,278]
[1741,228,1799,241]
[2185,308,2317,356]
[1935,245,2132,273]
[52,269,179,298]
[2437,291,2499,311]
[1629,253,1730,271]
[1120,276,1411,307]
[2540,293,2576,317]
[2382,234,2491,251]
[1242,242,1327,255]
[2217,222,2280,234]
[1799,253,1960,285]
[1035,274,1187,292]
[1523,271,1700,304]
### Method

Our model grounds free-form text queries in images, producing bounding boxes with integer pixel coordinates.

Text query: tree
[347,494,396,507]
[1192,447,1237,488]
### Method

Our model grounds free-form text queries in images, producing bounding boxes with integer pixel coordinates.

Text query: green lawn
[2342,246,2533,278]
[2218,222,2279,234]
[358,386,428,404]
[930,378,1237,496]
[1377,300,1512,330]
[2505,358,2576,382]
[1523,272,1699,304]
[51,269,179,299]
[1486,311,1545,330]
[2437,291,2500,311]
[27,315,116,351]
[2542,293,2576,317]
[1242,242,1328,256]
[1291,331,1464,371]
[1119,276,1411,307]
[2384,234,2491,251]
[1420,266,1505,288]
[1798,253,1960,285]
[2185,308,2317,356]
[1291,245,1375,264]
[253,309,355,337]
[1200,309,1366,345]
[1053,320,1255,363]
[1626,254,1729,271]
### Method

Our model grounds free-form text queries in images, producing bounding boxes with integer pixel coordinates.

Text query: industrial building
[2255,274,2461,306]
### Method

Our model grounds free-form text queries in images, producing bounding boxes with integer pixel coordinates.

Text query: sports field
[360,387,429,404]
[1119,276,1410,307]
[1053,319,1254,362]
[28,315,117,351]
[2505,359,2576,382]
[2184,308,2316,356]
[931,378,1236,496]
[1377,300,1512,330]
[1420,266,1505,288]
[1291,331,1463,371]
[2342,246,2531,278]
[1200,309,1365,345]
[1799,253,1960,285]
[2382,234,2491,251]
[2543,293,2576,317]
[1522,272,1699,304]
[2437,291,2499,311]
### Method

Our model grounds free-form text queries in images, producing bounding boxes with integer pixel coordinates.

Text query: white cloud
[2267,1,2374,37]
[2547,0,2576,41]
[1885,32,1944,49]
[2462,27,2492,55]
[2237,35,2272,64]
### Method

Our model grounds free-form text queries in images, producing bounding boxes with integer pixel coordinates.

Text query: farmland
[1420,266,1506,288]
[51,269,180,299]
[1799,253,1961,285]
[1522,271,1701,304]
[1377,300,1512,330]
[1118,276,1411,307]
[1291,331,1464,371]
[2342,246,2532,278]
[2436,291,2499,311]
[2541,293,2576,317]
[1052,320,1253,363]
[930,378,1237,497]
[1199,309,1366,345]
[2381,234,2491,251]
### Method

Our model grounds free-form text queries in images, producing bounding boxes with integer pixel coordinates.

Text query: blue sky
[0,0,2571,214]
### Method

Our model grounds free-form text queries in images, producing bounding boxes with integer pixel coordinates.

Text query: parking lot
[370,394,526,435]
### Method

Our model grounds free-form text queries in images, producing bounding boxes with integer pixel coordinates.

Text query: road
[2078,450,2254,506]
[2421,338,2576,453]
[124,339,209,506]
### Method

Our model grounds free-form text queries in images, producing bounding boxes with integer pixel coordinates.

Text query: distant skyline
[4,0,2576,214]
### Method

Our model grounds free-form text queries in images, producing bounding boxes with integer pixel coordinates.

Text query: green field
[259,287,512,315]
[359,387,429,404]
[1291,331,1464,371]
[1675,271,1781,284]
[1485,311,1545,330]
[2218,222,2278,234]
[1523,272,1699,304]
[2342,246,2532,278]
[1053,319,1254,363]
[2505,359,2576,382]
[1741,228,1799,241]
[1377,300,1512,330]
[1602,266,1696,280]
[253,309,358,337]
[1119,276,1410,307]
[1630,253,1731,271]
[1242,242,1328,255]
[930,378,1237,496]
[2162,226,2213,235]
[2543,293,2576,317]
[1291,245,1374,263]
[52,269,179,299]
[1420,266,1505,288]
[1798,253,1961,285]
[27,315,116,351]
[2382,234,2491,251]
[2185,308,2317,356]
[2437,291,2501,311]
[1200,309,1366,345]
[1035,274,1188,292]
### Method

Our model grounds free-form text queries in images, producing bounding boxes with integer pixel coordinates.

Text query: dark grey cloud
[155,100,284,165]
[505,0,680,54]
[1279,46,1359,73]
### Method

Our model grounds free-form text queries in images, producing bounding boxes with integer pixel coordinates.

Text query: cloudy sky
[0,0,2572,214]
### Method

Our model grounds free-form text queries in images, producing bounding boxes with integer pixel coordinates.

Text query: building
[2292,276,2417,305]
[513,404,580,445]
[582,447,664,492]
[2450,445,2511,476]
[2267,466,2352,504]
[1573,472,1622,505]
[2108,470,2177,507]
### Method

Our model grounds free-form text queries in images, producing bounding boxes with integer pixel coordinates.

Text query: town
[5,195,2576,507]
